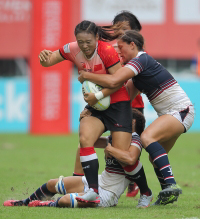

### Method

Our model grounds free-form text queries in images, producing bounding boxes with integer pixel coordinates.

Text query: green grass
[0,133,200,219]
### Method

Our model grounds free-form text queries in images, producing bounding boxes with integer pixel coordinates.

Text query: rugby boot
[76,188,100,204]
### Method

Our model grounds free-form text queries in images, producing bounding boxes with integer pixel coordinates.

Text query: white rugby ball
[82,80,110,111]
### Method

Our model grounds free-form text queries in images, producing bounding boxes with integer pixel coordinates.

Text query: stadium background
[0,0,200,133]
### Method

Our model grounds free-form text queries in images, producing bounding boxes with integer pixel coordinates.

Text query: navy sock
[154,167,168,190]
[23,183,56,205]
[124,161,151,195]
[146,142,176,185]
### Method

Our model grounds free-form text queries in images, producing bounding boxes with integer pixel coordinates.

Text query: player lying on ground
[3,109,153,208]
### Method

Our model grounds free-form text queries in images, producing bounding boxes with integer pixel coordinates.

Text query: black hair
[113,10,142,31]
[132,108,145,136]
[74,20,118,42]
[120,30,144,51]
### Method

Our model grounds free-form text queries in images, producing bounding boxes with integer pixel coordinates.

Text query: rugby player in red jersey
[38,20,135,203]
[76,11,145,198]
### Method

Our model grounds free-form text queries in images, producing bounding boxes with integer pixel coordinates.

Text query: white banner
[82,0,165,24]
[175,0,200,24]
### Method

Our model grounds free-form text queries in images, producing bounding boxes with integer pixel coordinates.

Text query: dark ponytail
[74,20,120,42]
[113,10,142,31]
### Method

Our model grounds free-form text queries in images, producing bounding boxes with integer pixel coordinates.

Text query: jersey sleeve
[59,42,79,62]
[98,42,120,69]
[125,57,144,76]
[131,135,143,151]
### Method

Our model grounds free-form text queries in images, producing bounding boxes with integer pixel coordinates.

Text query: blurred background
[0,0,200,134]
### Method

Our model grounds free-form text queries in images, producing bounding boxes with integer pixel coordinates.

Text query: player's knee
[140,131,153,148]
[47,179,57,192]
[79,133,90,147]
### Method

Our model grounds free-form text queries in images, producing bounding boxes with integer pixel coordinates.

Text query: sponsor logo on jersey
[64,44,70,53]
[106,158,118,166]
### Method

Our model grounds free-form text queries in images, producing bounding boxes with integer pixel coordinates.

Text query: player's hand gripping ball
[82,81,110,111]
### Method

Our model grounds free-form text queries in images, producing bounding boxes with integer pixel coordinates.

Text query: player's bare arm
[78,65,135,88]
[39,50,64,67]
[105,143,140,166]
[93,137,108,149]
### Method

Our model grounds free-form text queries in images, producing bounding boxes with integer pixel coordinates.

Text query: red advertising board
[30,0,79,134]
[141,0,200,59]
[0,0,32,58]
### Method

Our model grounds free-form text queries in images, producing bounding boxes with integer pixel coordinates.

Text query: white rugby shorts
[166,104,194,132]
[82,176,118,207]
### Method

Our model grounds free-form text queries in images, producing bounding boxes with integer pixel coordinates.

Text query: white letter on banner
[6,82,27,122]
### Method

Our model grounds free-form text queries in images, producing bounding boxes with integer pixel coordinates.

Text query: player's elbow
[109,79,122,89]
[123,157,134,166]
[128,156,138,166]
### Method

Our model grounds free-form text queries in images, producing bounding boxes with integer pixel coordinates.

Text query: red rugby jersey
[59,40,130,104]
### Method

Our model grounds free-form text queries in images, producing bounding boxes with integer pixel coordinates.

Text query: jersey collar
[136,51,146,57]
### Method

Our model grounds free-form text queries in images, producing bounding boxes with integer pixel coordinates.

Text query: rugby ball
[82,80,110,111]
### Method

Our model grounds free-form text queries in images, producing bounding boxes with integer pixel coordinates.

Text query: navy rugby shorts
[86,100,132,133]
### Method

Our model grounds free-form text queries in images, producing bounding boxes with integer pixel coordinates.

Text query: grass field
[0,133,200,219]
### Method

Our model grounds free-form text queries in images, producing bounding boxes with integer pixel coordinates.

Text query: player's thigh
[111,131,132,150]
[79,116,105,147]
[141,114,184,147]
[63,176,84,193]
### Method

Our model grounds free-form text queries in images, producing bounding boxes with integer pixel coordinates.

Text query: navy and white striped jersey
[125,52,177,101]
[105,135,125,175]
[99,133,143,197]
[131,132,143,152]
[105,156,125,175]
[125,52,192,116]
[99,155,128,198]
